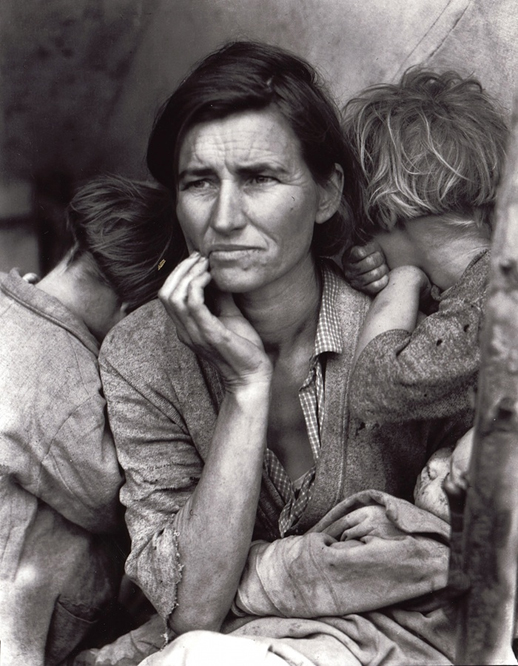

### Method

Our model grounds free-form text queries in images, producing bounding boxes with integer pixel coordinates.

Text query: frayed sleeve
[234,491,451,618]
[349,255,489,424]
[100,353,203,620]
[349,296,482,423]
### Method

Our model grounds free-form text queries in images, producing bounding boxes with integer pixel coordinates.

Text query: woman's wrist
[224,372,273,401]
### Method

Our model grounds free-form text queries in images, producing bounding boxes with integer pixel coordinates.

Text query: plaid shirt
[263,265,343,536]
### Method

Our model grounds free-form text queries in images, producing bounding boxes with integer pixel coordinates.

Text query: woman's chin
[210,268,259,294]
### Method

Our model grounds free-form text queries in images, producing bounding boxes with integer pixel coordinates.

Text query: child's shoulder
[464,249,490,282]
[439,250,490,305]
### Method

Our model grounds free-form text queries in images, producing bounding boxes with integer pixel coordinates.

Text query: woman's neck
[234,255,322,358]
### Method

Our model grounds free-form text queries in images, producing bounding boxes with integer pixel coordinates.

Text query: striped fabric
[263,266,343,536]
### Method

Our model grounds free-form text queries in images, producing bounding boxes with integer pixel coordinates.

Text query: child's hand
[444,428,474,496]
[342,241,389,295]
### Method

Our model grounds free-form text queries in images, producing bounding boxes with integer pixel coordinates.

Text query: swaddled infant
[413,428,473,521]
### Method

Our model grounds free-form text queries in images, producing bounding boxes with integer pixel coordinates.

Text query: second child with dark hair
[341,69,508,512]
[0,175,185,666]
[63,175,186,317]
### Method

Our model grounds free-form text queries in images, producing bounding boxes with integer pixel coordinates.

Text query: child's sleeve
[349,292,483,423]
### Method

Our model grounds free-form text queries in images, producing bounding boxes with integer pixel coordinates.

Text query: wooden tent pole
[455,106,518,665]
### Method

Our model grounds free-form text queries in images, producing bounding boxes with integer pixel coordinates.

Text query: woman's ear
[315,164,344,225]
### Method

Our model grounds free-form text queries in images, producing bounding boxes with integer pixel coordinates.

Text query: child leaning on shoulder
[341,68,508,517]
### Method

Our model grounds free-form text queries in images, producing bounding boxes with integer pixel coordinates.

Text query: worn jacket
[0,269,123,665]
[349,251,489,423]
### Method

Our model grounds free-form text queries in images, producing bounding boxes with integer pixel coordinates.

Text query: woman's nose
[210,182,246,233]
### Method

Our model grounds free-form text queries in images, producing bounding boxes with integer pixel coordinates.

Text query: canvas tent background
[1,0,517,275]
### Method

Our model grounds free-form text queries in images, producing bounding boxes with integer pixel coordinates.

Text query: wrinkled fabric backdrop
[2,0,517,185]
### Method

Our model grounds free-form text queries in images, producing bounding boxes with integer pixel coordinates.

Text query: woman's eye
[180,179,212,191]
[188,180,210,189]
[249,175,276,185]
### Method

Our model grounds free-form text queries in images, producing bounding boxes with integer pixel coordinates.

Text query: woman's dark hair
[67,175,187,312]
[147,41,357,257]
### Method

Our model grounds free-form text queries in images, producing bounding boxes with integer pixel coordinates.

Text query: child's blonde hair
[343,68,508,242]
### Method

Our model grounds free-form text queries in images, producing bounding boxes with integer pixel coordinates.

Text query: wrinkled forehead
[176,106,305,177]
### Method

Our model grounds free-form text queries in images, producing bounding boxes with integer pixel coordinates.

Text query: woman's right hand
[159,252,273,633]
[159,252,272,390]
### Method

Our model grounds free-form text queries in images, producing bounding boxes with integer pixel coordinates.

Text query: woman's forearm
[170,380,271,635]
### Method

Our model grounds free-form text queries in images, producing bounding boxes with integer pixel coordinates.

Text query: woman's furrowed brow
[178,163,291,181]
[178,167,214,181]
[236,163,290,177]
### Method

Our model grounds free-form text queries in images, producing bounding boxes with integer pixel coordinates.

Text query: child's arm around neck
[353,264,430,365]
[352,214,490,366]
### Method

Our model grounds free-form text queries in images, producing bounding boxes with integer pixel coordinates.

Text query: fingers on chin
[161,254,208,292]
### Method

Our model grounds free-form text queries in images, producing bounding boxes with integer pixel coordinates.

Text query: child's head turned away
[343,68,508,244]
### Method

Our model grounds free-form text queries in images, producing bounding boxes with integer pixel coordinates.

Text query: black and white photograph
[1,1,518,664]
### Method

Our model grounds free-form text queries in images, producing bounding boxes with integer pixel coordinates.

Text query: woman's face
[175,107,340,294]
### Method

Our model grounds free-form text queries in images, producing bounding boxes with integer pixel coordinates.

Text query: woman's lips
[208,246,259,260]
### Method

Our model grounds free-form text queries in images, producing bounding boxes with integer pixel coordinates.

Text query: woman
[99,43,462,665]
